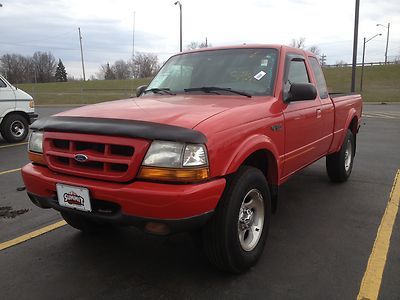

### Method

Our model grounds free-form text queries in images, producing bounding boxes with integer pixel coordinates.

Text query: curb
[363,102,400,105]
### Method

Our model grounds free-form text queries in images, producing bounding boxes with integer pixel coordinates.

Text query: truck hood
[56,95,258,129]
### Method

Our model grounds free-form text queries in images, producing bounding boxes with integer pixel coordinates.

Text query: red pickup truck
[22,45,362,273]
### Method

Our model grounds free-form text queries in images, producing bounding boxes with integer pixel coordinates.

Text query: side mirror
[136,85,148,97]
[285,83,317,102]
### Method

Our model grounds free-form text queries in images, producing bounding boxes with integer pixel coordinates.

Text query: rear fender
[330,108,358,153]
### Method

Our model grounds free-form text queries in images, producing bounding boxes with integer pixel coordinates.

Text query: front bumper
[27,192,214,234]
[21,163,226,229]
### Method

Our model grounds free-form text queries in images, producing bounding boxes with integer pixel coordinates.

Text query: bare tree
[112,60,131,80]
[186,41,211,50]
[308,45,321,56]
[32,51,57,83]
[131,52,159,78]
[395,51,400,63]
[289,38,322,59]
[335,60,347,67]
[289,37,306,49]
[98,60,131,80]
[99,63,116,80]
[0,54,34,84]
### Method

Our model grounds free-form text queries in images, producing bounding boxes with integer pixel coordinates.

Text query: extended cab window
[147,48,278,96]
[309,57,328,99]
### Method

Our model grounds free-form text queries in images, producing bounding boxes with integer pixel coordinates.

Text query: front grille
[44,132,150,182]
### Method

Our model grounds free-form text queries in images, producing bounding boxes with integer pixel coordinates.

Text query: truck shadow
[36,161,368,298]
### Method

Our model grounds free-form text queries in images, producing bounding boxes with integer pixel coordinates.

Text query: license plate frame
[56,183,92,212]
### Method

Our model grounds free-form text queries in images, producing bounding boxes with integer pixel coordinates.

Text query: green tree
[55,59,68,82]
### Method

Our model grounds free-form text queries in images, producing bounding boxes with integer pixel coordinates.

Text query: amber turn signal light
[28,151,46,165]
[138,166,209,182]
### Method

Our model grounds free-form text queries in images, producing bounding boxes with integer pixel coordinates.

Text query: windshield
[146,48,278,96]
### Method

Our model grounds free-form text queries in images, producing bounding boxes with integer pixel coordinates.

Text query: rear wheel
[61,211,112,233]
[202,166,271,273]
[326,129,355,182]
[0,113,29,143]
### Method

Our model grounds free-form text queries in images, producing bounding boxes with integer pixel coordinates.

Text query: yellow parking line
[0,168,21,175]
[0,221,67,251]
[357,169,400,300]
[0,142,28,149]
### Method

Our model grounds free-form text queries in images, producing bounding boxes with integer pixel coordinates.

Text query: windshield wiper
[144,88,175,95]
[184,86,252,98]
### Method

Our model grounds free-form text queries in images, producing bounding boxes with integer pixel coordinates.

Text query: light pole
[360,33,382,91]
[376,23,390,64]
[174,1,182,52]
[351,0,360,93]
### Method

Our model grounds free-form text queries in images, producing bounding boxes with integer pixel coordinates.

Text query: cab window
[0,79,7,88]
[309,57,328,99]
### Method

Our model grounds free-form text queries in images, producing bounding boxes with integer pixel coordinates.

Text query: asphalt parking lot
[0,104,399,299]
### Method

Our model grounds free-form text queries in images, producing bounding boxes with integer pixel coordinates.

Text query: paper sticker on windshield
[261,59,269,67]
[254,71,266,81]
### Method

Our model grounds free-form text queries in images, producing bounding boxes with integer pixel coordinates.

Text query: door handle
[316,109,322,118]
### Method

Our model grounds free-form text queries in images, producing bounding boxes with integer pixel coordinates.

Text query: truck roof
[177,44,316,58]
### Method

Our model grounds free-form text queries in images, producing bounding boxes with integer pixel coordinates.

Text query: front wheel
[326,129,355,182]
[202,166,271,273]
[0,114,29,143]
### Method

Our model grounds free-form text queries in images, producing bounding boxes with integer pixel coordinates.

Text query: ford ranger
[21,45,362,273]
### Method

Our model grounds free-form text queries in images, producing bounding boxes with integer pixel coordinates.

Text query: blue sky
[0,0,399,78]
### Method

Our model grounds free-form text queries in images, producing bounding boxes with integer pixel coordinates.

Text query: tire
[61,211,111,233]
[0,114,29,143]
[326,129,355,182]
[202,166,271,273]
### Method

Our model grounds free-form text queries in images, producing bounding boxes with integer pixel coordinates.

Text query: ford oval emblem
[74,154,88,162]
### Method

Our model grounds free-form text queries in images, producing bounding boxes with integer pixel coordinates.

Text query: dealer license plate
[56,183,92,212]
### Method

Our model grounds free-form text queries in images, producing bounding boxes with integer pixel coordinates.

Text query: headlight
[139,140,209,182]
[142,141,184,167]
[28,131,44,153]
[142,141,208,168]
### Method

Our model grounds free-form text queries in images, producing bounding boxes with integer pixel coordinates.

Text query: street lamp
[174,1,182,52]
[360,33,382,91]
[376,23,390,64]
[351,0,360,93]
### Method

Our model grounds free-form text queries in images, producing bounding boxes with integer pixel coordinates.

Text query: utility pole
[377,22,390,64]
[321,54,326,66]
[351,0,360,93]
[385,23,390,64]
[78,27,86,81]
[205,37,208,48]
[174,1,182,52]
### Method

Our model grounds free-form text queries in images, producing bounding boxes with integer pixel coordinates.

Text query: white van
[0,75,37,142]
